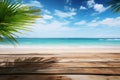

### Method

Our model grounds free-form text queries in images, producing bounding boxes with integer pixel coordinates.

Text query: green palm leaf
[0,0,41,44]
[108,0,120,13]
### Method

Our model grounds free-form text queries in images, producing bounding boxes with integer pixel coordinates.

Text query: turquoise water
[0,38,120,46]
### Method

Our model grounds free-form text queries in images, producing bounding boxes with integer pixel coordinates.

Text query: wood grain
[0,53,120,75]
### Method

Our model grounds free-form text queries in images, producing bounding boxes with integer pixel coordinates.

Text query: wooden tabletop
[0,53,120,75]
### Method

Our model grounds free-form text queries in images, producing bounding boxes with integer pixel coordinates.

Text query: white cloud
[75,17,120,27]
[19,17,120,38]
[19,20,78,38]
[88,22,99,27]
[55,10,77,18]
[80,6,87,10]
[35,14,53,24]
[66,0,72,5]
[25,0,43,8]
[90,17,120,27]
[43,9,51,14]
[91,17,100,22]
[35,18,47,24]
[87,0,108,13]
[75,20,87,25]
[64,6,77,12]
[30,20,76,32]
[100,17,120,27]
[93,4,108,13]
[87,0,95,8]
[69,7,77,12]
[43,14,53,20]
[40,21,69,31]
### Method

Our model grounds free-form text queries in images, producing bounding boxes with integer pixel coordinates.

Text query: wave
[99,38,120,41]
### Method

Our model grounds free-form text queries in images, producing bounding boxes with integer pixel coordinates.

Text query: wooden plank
[1,53,120,62]
[0,53,120,57]
[0,67,120,75]
[0,75,120,80]
[0,53,120,75]
[36,68,120,75]
[41,62,120,68]
[57,58,120,62]
[0,53,120,59]
[0,57,120,62]
[1,62,120,68]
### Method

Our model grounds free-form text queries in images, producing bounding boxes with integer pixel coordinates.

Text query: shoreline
[0,46,120,54]
[1,45,120,48]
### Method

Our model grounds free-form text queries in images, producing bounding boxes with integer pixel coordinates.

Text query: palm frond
[108,0,120,13]
[0,0,41,44]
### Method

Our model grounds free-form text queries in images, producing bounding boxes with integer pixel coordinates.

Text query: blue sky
[20,0,120,38]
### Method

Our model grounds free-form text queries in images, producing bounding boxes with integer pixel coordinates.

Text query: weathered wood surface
[0,75,120,80]
[0,53,120,75]
[0,53,120,62]
[1,62,120,67]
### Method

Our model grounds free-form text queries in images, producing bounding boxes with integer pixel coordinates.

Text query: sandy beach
[0,46,120,54]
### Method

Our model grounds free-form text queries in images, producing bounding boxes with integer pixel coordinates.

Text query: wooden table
[0,53,120,80]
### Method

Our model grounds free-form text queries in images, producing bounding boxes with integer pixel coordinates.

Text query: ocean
[0,38,120,47]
